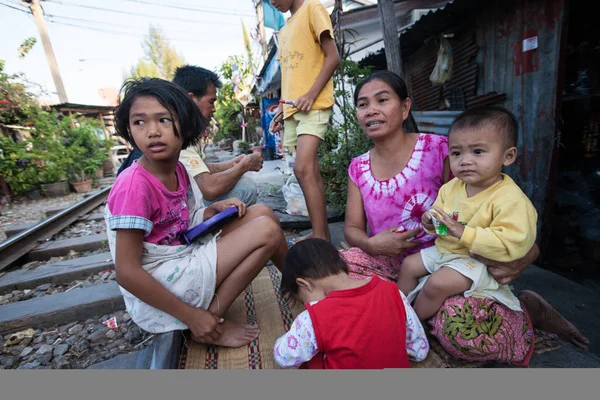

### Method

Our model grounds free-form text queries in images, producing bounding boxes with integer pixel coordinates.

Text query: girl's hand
[184,308,224,343]
[367,227,421,258]
[432,207,464,239]
[212,197,247,217]
[421,211,434,232]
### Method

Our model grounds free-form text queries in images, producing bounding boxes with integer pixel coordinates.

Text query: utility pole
[22,0,68,103]
[377,0,403,79]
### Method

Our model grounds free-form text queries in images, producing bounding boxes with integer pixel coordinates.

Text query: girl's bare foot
[191,320,260,348]
[518,290,590,350]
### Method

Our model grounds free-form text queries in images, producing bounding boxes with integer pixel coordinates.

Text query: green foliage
[18,37,37,59]
[0,60,111,195]
[0,135,39,194]
[318,57,373,212]
[0,59,38,125]
[212,55,256,142]
[130,26,184,80]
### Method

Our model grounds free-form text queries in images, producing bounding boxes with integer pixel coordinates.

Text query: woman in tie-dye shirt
[339,71,588,366]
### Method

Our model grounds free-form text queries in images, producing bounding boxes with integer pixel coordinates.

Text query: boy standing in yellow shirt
[269,0,340,242]
[398,107,538,321]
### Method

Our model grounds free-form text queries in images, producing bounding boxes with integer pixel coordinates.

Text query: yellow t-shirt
[277,0,335,119]
[425,174,538,262]
[179,145,209,178]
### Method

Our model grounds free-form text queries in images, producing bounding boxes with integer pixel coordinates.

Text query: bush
[318,59,373,212]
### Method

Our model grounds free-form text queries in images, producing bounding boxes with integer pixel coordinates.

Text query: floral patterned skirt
[339,247,535,366]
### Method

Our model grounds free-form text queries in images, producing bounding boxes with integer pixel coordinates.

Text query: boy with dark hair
[398,106,538,321]
[269,0,340,243]
[118,65,263,206]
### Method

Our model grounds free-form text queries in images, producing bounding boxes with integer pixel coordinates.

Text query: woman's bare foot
[191,320,260,348]
[518,290,590,350]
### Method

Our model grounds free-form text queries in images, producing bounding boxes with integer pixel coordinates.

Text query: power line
[0,1,28,13]
[122,0,255,18]
[45,19,243,45]
[45,13,241,37]
[43,0,252,25]
[0,2,241,40]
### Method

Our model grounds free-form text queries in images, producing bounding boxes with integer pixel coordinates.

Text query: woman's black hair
[353,70,419,133]
[280,238,349,305]
[114,77,206,150]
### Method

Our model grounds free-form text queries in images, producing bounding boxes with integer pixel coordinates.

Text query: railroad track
[0,185,176,370]
[0,186,111,271]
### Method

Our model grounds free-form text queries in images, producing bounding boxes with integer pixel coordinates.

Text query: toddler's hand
[432,207,464,239]
[295,92,316,113]
[421,211,434,231]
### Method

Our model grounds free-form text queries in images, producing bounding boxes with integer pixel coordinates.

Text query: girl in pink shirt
[105,78,288,348]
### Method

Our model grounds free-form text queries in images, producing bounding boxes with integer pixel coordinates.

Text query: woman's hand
[471,244,539,285]
[366,227,421,258]
[183,307,224,343]
[211,197,247,217]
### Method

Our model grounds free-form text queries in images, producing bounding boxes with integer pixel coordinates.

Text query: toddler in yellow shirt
[398,106,538,320]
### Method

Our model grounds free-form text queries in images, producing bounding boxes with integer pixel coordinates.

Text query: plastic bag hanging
[429,36,453,86]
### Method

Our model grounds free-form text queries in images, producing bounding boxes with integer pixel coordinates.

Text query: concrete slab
[3,222,38,239]
[87,350,147,370]
[299,221,346,249]
[0,252,113,293]
[511,265,600,357]
[150,331,183,369]
[27,233,108,261]
[0,281,124,335]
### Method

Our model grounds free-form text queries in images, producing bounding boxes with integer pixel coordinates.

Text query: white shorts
[406,246,522,312]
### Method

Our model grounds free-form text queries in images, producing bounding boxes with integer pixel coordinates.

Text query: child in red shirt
[274,239,429,369]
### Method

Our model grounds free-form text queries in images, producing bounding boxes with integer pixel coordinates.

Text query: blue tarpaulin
[263,0,285,30]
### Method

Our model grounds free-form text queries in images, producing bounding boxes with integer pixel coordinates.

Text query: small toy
[279,99,296,106]
[429,210,448,236]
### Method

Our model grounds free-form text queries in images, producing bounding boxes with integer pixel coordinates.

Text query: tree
[212,55,255,143]
[130,26,184,80]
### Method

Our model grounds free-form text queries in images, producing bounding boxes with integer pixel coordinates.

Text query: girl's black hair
[353,70,419,133]
[280,238,348,305]
[114,77,206,150]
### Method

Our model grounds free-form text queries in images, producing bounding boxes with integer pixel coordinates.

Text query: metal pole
[24,0,68,103]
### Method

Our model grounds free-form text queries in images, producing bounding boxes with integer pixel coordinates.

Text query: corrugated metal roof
[400,0,486,58]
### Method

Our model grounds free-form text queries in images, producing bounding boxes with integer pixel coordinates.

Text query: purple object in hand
[181,206,238,244]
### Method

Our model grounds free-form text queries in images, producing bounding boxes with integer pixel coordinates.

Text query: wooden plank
[0,252,113,293]
[27,233,108,261]
[0,281,124,335]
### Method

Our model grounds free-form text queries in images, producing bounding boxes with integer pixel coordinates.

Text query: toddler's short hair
[280,238,348,305]
[449,106,518,148]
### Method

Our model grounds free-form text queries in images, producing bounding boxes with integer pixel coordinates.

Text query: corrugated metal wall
[475,0,565,224]
[406,0,565,227]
